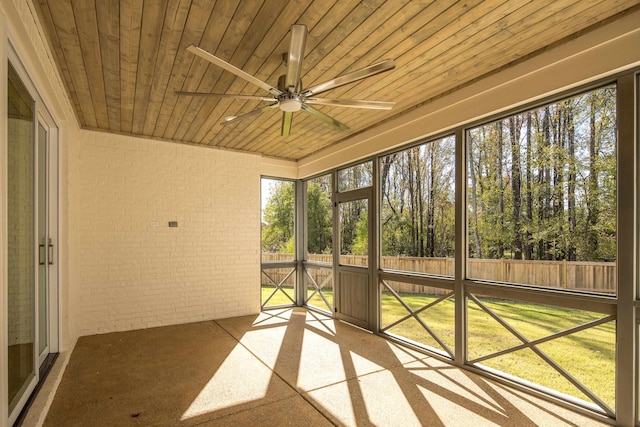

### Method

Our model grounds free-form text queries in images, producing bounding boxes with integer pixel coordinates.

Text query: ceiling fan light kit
[279,97,302,113]
[178,24,396,137]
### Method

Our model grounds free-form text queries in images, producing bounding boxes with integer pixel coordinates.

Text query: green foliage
[352,210,368,255]
[262,176,334,256]
[380,138,456,258]
[262,89,617,267]
[261,180,295,253]
[339,199,368,256]
[306,180,332,254]
[467,87,617,262]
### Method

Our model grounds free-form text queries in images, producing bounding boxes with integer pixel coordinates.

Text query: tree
[468,132,482,258]
[467,86,617,264]
[352,210,369,255]
[381,137,455,259]
[307,180,332,254]
[524,112,534,260]
[566,102,577,261]
[340,199,367,256]
[508,116,524,259]
[262,181,294,253]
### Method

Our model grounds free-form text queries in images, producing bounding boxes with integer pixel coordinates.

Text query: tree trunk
[467,133,482,258]
[427,146,436,257]
[407,149,417,256]
[525,112,533,260]
[509,116,523,260]
[542,107,552,260]
[535,112,545,259]
[497,123,505,258]
[552,104,565,260]
[415,147,425,257]
[566,104,577,261]
[380,155,393,209]
[586,93,600,259]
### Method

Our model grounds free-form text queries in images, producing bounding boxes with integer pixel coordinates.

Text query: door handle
[48,238,54,265]
[39,244,46,265]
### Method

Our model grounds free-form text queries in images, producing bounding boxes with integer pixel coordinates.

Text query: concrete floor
[42,308,609,426]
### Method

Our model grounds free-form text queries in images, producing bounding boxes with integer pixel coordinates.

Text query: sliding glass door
[7,58,59,425]
[7,60,37,418]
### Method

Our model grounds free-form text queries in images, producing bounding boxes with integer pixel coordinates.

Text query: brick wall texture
[72,132,261,336]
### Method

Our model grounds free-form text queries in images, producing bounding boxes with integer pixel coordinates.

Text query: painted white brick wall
[72,131,261,335]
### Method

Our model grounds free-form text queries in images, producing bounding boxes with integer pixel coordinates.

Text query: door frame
[333,184,376,330]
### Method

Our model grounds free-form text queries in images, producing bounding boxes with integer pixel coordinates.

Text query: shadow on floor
[43,307,607,426]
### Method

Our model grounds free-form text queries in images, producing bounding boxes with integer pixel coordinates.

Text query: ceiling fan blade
[302,59,395,97]
[187,45,282,96]
[175,91,277,102]
[285,25,308,93]
[304,98,395,110]
[220,103,279,127]
[301,104,349,131]
[281,112,293,137]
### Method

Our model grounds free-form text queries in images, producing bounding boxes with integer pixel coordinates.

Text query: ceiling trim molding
[259,156,298,179]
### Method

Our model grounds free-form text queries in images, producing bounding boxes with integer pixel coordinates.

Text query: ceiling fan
[176,24,396,137]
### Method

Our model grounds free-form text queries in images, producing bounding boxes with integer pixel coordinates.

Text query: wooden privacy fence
[262,253,617,295]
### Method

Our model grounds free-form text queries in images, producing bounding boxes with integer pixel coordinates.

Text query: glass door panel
[7,61,36,414]
[37,122,49,360]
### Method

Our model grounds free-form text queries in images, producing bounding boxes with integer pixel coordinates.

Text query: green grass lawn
[261,285,333,311]
[261,285,615,409]
[261,285,296,306]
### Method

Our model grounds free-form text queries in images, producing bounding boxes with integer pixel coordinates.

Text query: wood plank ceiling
[33,0,640,161]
